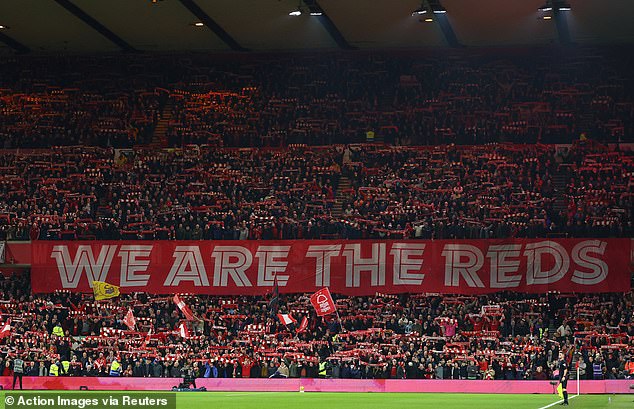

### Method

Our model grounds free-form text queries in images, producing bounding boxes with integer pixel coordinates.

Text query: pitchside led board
[30,239,631,296]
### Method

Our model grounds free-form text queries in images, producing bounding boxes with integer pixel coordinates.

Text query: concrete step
[149,102,175,148]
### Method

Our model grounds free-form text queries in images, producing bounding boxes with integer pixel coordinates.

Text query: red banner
[30,239,631,295]
[310,288,337,316]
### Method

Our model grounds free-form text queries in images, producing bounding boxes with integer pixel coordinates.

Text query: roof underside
[0,0,632,54]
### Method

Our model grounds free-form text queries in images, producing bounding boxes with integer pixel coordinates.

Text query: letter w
[51,245,117,288]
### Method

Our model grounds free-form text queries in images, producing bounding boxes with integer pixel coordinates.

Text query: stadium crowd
[0,273,632,381]
[164,51,632,148]
[0,141,631,242]
[1,50,632,149]
[0,50,632,387]
[0,57,164,149]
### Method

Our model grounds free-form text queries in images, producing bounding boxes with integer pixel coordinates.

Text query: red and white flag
[310,288,337,317]
[123,308,136,331]
[178,323,190,338]
[277,313,297,326]
[143,326,153,348]
[173,294,197,321]
[296,316,308,334]
[0,319,11,339]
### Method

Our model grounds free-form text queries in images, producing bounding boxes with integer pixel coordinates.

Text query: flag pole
[577,355,581,396]
[335,309,346,333]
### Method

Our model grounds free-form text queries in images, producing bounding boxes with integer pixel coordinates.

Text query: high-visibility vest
[62,361,70,374]
[625,361,634,375]
[319,362,327,377]
[13,359,24,374]
[49,363,59,376]
[52,325,64,337]
[110,361,121,376]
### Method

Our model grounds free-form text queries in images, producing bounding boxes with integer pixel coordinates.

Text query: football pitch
[1,391,633,409]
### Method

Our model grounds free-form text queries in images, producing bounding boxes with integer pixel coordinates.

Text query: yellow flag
[557,383,564,399]
[92,281,120,301]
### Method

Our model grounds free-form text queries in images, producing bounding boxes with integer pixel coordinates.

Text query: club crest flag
[310,287,336,317]
[92,281,120,301]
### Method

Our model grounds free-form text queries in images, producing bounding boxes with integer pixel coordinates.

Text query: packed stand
[559,145,634,238]
[0,273,632,380]
[164,51,633,147]
[1,51,633,149]
[337,142,633,240]
[0,145,341,241]
[0,140,631,241]
[0,56,166,148]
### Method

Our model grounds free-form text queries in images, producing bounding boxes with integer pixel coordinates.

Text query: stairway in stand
[332,176,352,218]
[552,170,569,216]
[147,102,173,149]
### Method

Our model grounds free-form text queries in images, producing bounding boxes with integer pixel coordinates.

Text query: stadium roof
[0,0,632,54]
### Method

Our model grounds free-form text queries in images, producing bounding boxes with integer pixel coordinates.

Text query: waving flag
[178,323,190,339]
[296,316,308,334]
[0,319,11,339]
[92,281,120,301]
[277,313,296,326]
[143,326,153,348]
[173,294,197,321]
[310,288,336,317]
[123,308,136,330]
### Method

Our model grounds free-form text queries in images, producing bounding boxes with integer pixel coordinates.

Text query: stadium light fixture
[304,0,325,17]
[428,0,447,14]
[424,18,434,22]
[0,25,6,29]
[193,22,204,27]
[538,1,571,12]
[289,9,302,16]
[412,7,427,16]
[556,1,572,10]
[543,15,552,20]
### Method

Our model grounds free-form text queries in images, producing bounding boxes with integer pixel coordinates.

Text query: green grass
[0,391,632,409]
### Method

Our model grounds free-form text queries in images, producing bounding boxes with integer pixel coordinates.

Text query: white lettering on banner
[118,245,153,287]
[442,244,485,288]
[52,245,116,288]
[255,246,290,286]
[487,244,522,289]
[571,240,608,285]
[305,244,342,287]
[343,243,386,287]
[211,246,252,287]
[524,241,570,285]
[163,246,210,286]
[390,243,425,285]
